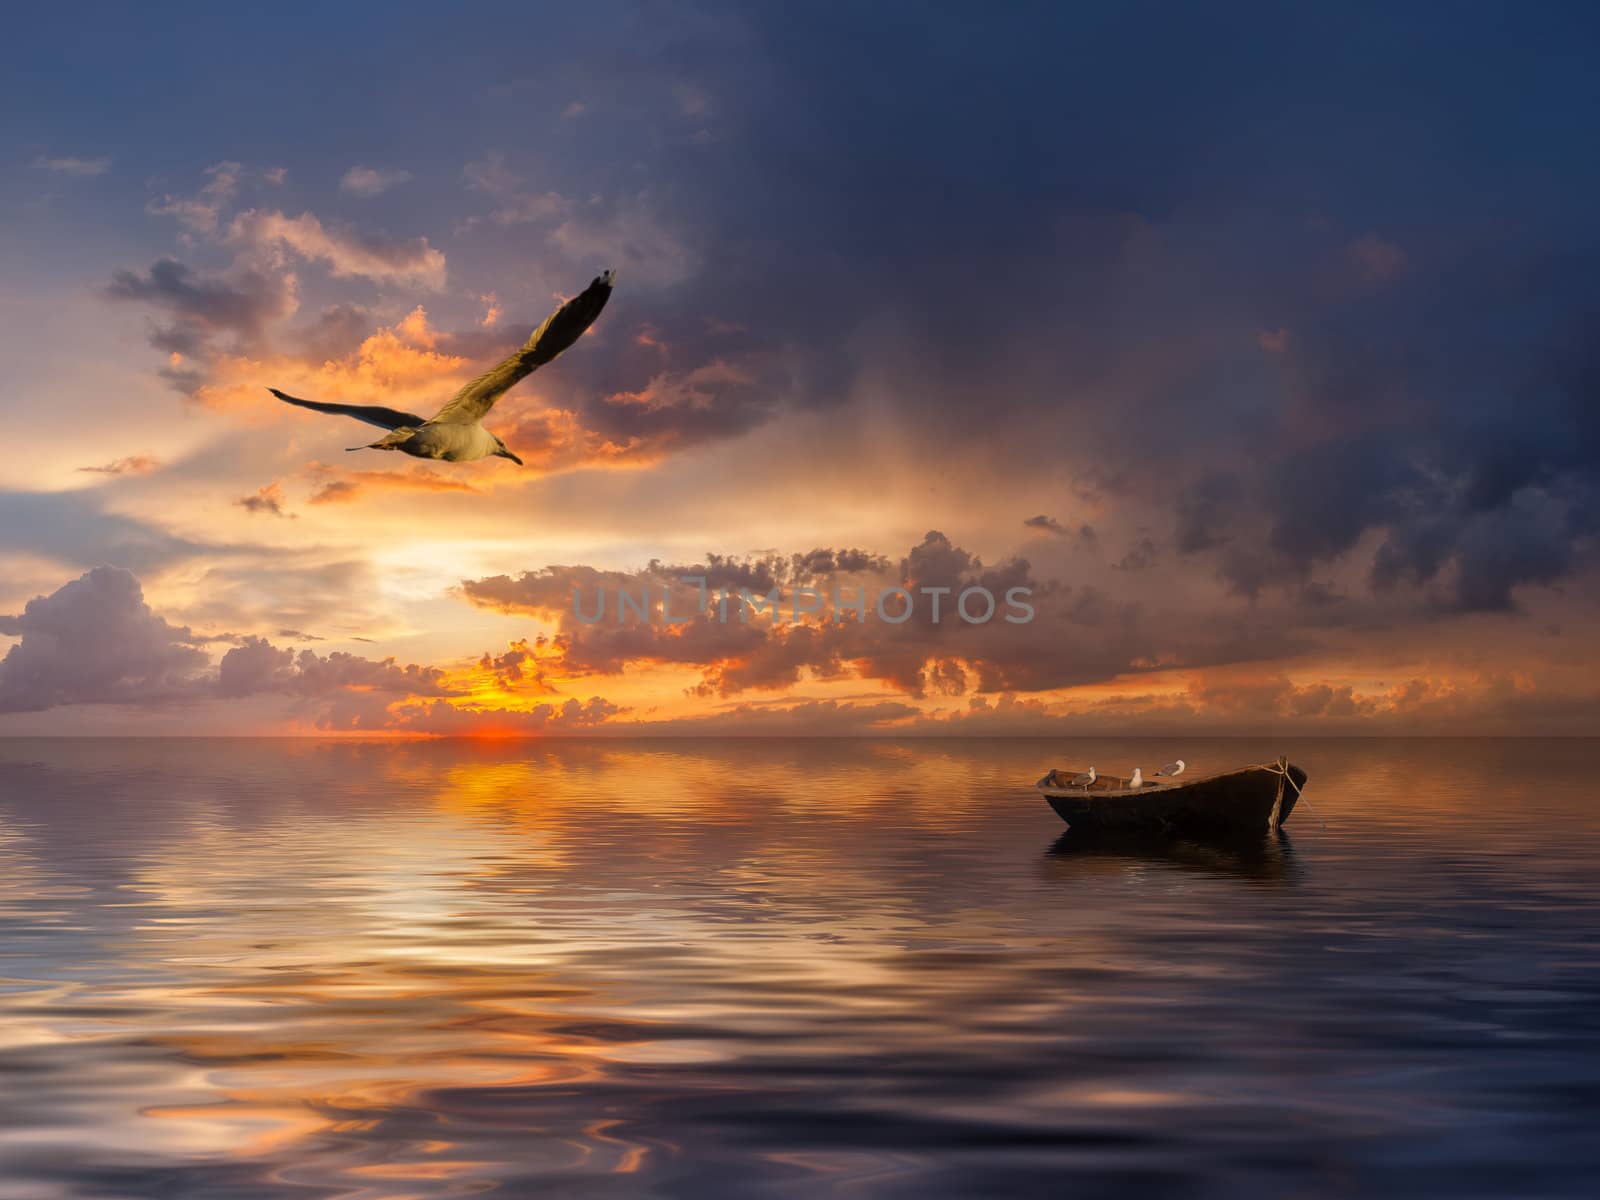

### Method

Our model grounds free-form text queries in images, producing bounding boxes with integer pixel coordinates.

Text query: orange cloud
[304,461,481,505]
[492,405,661,473]
[196,306,469,413]
[78,455,162,476]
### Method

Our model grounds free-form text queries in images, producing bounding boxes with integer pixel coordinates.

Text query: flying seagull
[268,270,614,465]
[1155,759,1185,779]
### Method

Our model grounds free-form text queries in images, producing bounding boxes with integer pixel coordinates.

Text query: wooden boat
[1036,758,1308,834]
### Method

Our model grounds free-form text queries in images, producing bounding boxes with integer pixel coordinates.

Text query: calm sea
[0,738,1596,1198]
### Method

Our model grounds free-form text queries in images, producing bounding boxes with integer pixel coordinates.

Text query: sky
[2,0,1598,735]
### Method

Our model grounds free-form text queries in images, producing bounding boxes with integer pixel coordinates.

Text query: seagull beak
[496,447,524,466]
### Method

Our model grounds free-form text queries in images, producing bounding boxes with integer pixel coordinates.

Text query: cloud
[78,456,161,476]
[0,567,208,712]
[305,463,480,505]
[1023,515,1096,546]
[490,191,570,226]
[147,160,242,235]
[387,695,625,735]
[171,559,382,641]
[463,150,520,195]
[236,482,292,517]
[105,259,297,366]
[37,13,1600,731]
[338,165,414,197]
[1116,537,1158,571]
[574,359,773,453]
[459,152,570,228]
[168,299,758,482]
[230,209,447,289]
[548,192,696,287]
[32,155,109,177]
[0,568,462,726]
[106,259,295,342]
[217,640,455,701]
[293,303,374,362]
[192,304,468,412]
[617,697,918,736]
[4,560,1595,737]
[458,531,1116,699]
[0,488,220,575]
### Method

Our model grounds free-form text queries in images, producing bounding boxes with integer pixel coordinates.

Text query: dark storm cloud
[1177,247,1600,611]
[574,4,1600,619]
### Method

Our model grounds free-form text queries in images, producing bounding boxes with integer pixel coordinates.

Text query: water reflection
[0,738,1597,1197]
[1045,828,1299,886]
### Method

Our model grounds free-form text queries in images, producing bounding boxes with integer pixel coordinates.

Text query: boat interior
[1043,769,1164,792]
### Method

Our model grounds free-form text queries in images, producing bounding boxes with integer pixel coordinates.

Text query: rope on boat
[1248,756,1324,830]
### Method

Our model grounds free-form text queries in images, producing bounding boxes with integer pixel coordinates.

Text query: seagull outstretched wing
[428,270,614,426]
[267,388,426,430]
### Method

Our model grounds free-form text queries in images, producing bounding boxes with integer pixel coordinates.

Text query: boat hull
[1039,763,1308,834]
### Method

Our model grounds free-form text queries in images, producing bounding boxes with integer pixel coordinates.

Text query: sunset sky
[2,1,1597,735]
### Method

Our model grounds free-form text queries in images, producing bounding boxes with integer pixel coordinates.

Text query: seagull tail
[351,428,415,453]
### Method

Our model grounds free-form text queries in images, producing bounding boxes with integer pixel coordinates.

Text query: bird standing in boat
[1129,767,1143,788]
[267,270,615,466]
[1155,759,1185,779]
[1069,766,1096,790]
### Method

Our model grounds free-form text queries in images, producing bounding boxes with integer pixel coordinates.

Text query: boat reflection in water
[1045,826,1300,886]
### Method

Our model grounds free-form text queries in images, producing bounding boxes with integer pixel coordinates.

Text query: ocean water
[0,737,1596,1198]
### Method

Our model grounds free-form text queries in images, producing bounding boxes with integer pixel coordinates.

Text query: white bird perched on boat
[267,270,615,465]
[1155,759,1186,779]
[1129,767,1143,788]
[1069,766,1096,789]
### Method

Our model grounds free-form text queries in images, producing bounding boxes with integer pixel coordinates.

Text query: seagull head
[493,437,523,466]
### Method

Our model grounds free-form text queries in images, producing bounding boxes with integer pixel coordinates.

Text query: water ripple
[0,737,1597,1197]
